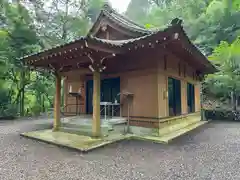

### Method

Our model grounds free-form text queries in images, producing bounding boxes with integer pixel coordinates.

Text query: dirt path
[0,120,239,180]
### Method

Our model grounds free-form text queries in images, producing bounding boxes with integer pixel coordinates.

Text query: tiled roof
[19,21,183,62]
[20,17,217,74]
[20,26,168,61]
[88,3,152,36]
[102,4,152,33]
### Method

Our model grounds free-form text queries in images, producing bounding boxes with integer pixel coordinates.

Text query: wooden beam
[58,63,91,73]
[53,73,61,131]
[24,39,86,64]
[60,68,90,76]
[165,42,206,73]
[87,40,123,54]
[92,70,101,137]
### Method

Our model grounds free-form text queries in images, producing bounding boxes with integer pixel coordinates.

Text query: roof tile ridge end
[102,4,150,31]
[102,10,152,33]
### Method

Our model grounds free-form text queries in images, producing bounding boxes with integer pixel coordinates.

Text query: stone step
[59,126,109,137]
[108,117,127,125]
[159,113,200,126]
[59,125,126,138]
[108,124,126,135]
[158,114,201,136]
[61,122,111,130]
[158,121,208,143]
[133,121,208,144]
[61,116,126,125]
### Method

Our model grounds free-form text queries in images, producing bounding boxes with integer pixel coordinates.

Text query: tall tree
[25,0,105,47]
[125,0,150,23]
[206,37,240,110]
[126,0,240,55]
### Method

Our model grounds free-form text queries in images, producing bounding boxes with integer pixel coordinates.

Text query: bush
[204,109,240,121]
[30,104,42,116]
[0,104,18,120]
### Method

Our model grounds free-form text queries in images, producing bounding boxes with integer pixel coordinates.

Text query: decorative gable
[87,3,152,40]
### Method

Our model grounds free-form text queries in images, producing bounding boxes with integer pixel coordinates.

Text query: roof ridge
[102,10,151,33]
[102,3,147,30]
[87,3,152,36]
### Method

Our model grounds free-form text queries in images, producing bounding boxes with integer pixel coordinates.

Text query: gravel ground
[0,119,240,180]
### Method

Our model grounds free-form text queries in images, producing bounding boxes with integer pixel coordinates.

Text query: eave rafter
[23,37,123,73]
[122,27,178,54]
[86,38,124,54]
[174,30,216,74]
[26,43,87,67]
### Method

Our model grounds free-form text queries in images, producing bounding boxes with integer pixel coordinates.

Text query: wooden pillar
[92,71,101,137]
[157,61,168,118]
[63,77,68,108]
[53,73,61,131]
[87,53,114,137]
[181,80,188,114]
[195,83,201,112]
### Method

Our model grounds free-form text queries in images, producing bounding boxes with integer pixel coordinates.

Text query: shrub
[204,109,240,121]
[30,104,42,116]
[0,103,18,120]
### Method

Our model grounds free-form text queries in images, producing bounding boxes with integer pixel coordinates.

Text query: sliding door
[168,77,182,116]
[187,83,195,113]
[86,77,120,114]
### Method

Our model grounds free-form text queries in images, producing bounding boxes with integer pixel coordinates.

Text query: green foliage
[204,109,240,121]
[87,0,105,22]
[125,0,150,23]
[27,0,105,46]
[1,0,240,117]
[126,0,240,54]
[233,0,240,10]
[126,0,240,109]
[0,0,105,118]
[205,37,240,109]
[145,23,155,29]
[30,104,43,116]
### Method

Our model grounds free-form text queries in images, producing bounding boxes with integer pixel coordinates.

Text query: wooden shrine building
[21,4,216,137]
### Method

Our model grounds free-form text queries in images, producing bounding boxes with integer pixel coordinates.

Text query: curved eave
[19,37,86,62]
[20,36,124,70]
[177,27,217,74]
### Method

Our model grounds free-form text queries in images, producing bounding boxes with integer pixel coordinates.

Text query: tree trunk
[21,85,25,116]
[42,94,45,112]
[232,91,237,111]
[44,93,54,107]
[19,70,25,116]
[61,79,64,107]
[200,82,206,120]
[236,96,239,110]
